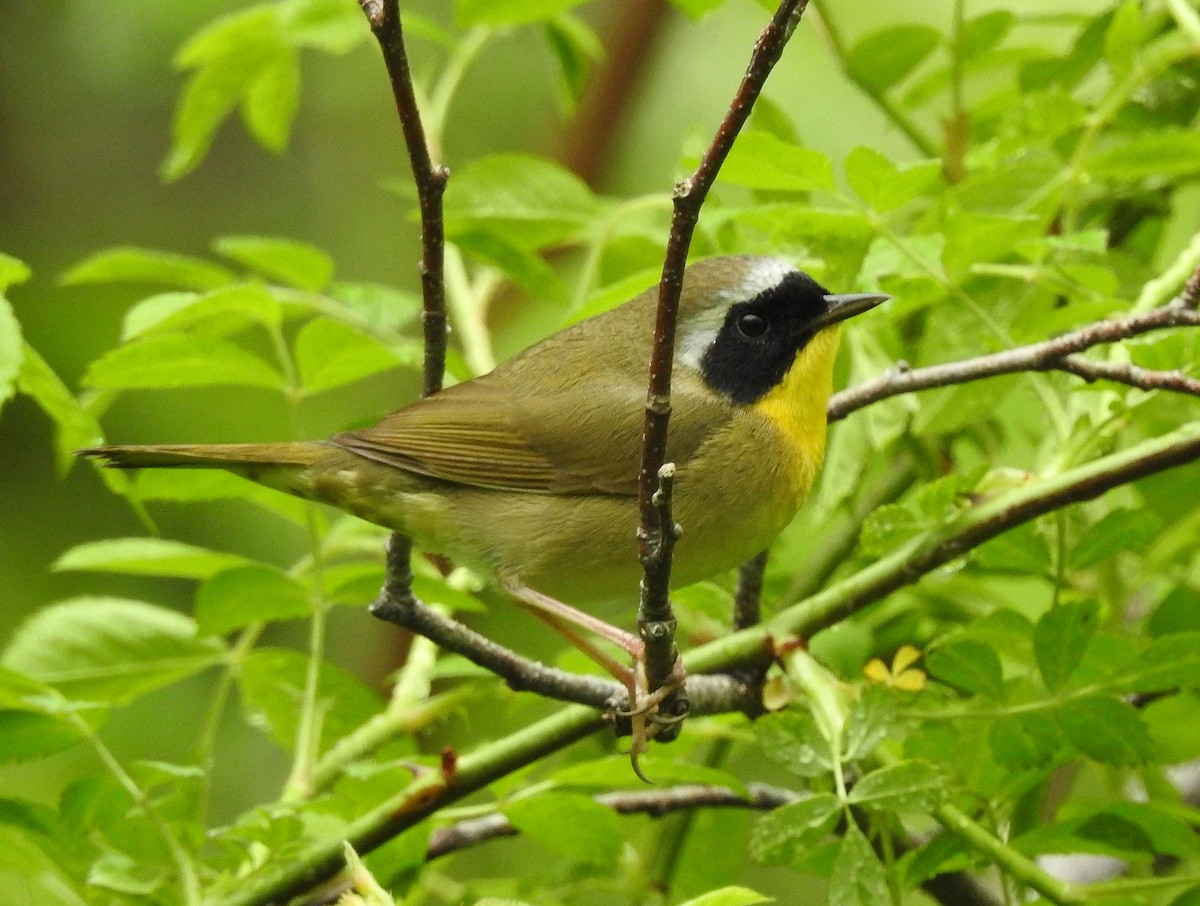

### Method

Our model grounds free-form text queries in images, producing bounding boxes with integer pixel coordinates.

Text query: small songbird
[81,256,885,657]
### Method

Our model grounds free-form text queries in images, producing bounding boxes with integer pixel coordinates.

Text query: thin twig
[733,551,769,631]
[828,300,1200,422]
[637,0,809,709]
[638,463,684,732]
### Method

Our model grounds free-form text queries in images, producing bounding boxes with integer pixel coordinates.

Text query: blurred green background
[0,0,1105,840]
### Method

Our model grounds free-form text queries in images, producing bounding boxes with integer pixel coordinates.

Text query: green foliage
[2,1,1200,905]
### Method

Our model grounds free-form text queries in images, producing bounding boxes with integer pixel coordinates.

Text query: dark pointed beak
[813,292,889,330]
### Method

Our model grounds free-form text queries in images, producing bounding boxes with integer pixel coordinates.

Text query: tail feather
[77,442,328,470]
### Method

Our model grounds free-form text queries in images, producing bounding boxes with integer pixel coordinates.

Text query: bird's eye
[736,312,768,339]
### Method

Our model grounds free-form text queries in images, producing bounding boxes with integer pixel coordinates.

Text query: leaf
[121,284,282,342]
[238,648,382,753]
[132,468,310,525]
[1054,696,1152,765]
[749,794,840,865]
[1120,632,1200,693]
[502,792,623,869]
[543,14,603,112]
[1148,587,1199,637]
[988,712,1064,769]
[844,146,940,212]
[754,710,833,777]
[1071,508,1161,568]
[719,132,835,193]
[294,317,404,394]
[677,888,773,906]
[0,295,23,413]
[444,154,598,250]
[842,685,898,760]
[53,538,250,580]
[925,640,1004,698]
[848,761,944,812]
[859,504,925,556]
[829,823,890,906]
[62,247,233,290]
[551,756,745,794]
[0,252,31,292]
[959,11,1014,61]
[1089,131,1200,181]
[974,522,1052,574]
[457,0,588,26]
[83,334,285,390]
[1033,601,1099,692]
[16,344,103,474]
[1103,0,1141,81]
[0,825,87,906]
[194,565,312,636]
[0,711,84,763]
[1,598,225,705]
[213,236,333,291]
[1144,692,1200,763]
[241,45,299,153]
[845,26,942,93]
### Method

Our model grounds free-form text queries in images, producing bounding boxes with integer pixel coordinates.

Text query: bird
[80,255,885,712]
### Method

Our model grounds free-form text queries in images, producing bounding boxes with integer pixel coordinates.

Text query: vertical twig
[733,551,769,631]
[636,0,809,706]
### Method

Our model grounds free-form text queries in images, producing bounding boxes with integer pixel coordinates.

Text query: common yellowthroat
[81,256,885,608]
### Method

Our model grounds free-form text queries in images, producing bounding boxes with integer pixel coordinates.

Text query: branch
[733,550,770,631]
[637,0,809,702]
[828,299,1200,422]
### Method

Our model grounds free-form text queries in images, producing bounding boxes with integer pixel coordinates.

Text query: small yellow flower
[864,644,926,692]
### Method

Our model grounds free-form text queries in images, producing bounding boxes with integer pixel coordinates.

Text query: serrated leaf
[1071,508,1161,568]
[458,0,588,26]
[503,793,622,869]
[749,794,840,865]
[677,888,773,906]
[83,334,285,390]
[988,712,1063,769]
[1120,632,1200,693]
[294,317,405,394]
[1,598,225,705]
[121,284,282,342]
[1089,131,1200,181]
[1033,601,1099,692]
[719,132,834,193]
[843,685,897,760]
[829,823,890,906]
[63,248,234,290]
[1055,696,1152,765]
[974,521,1051,574]
[53,538,250,580]
[0,711,85,763]
[452,231,567,304]
[194,565,312,635]
[444,154,597,250]
[859,504,925,556]
[214,236,333,291]
[925,640,1003,698]
[16,344,102,474]
[238,647,382,753]
[0,296,23,411]
[844,146,940,212]
[845,26,941,93]
[0,252,31,292]
[755,710,834,777]
[241,45,299,152]
[132,468,309,525]
[848,761,944,812]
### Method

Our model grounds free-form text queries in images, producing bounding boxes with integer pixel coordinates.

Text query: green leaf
[294,317,405,394]
[16,344,103,474]
[502,792,623,869]
[0,824,87,906]
[551,756,745,794]
[0,252,32,292]
[1144,692,1200,763]
[1103,0,1141,81]
[132,468,310,525]
[194,565,312,635]
[845,26,941,93]
[1120,632,1200,693]
[543,15,603,112]
[749,794,840,865]
[959,11,1014,61]
[859,504,925,556]
[1,598,225,705]
[241,45,299,152]
[1071,508,1162,568]
[843,685,898,761]
[677,888,773,906]
[1055,696,1152,765]
[53,538,250,580]
[444,154,597,250]
[458,0,588,26]
[974,522,1052,574]
[1089,131,1200,181]
[0,711,84,763]
[121,284,282,342]
[83,334,285,390]
[666,0,727,20]
[925,639,1004,698]
[238,647,382,753]
[213,236,334,291]
[829,823,890,906]
[848,761,944,812]
[754,710,833,777]
[988,712,1063,769]
[62,247,234,290]
[0,296,23,413]
[844,146,940,212]
[452,231,568,304]
[1149,587,1199,637]
[719,132,835,193]
[1033,601,1099,692]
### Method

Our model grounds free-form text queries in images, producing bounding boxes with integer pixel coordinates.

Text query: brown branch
[733,551,769,631]
[828,301,1200,422]
[637,0,809,706]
